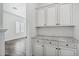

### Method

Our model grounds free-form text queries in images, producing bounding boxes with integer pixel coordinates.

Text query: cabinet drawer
[59,47,76,56]
[59,41,76,49]
[45,40,58,46]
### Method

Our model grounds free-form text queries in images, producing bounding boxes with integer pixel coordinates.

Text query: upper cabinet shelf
[36,3,74,27]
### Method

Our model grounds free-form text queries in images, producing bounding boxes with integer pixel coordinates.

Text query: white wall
[3,11,26,41]
[73,3,79,56]
[0,3,3,28]
[26,3,37,56]
[3,3,37,56]
[73,4,79,40]
[26,4,37,37]
[3,3,26,41]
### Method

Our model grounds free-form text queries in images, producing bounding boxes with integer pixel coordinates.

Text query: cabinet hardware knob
[66,44,68,46]
[56,48,58,49]
[49,42,51,44]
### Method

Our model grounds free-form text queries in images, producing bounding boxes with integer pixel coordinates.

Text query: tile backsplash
[36,26,74,37]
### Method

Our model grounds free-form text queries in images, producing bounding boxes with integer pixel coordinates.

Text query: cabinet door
[44,40,58,56]
[59,48,75,56]
[44,46,58,56]
[59,4,73,25]
[46,5,57,26]
[36,8,46,26]
[32,39,44,56]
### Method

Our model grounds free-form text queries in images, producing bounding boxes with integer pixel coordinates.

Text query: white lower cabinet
[36,4,73,26]
[32,39,77,56]
[44,46,58,56]
[44,40,58,56]
[32,44,43,56]
[32,39,44,56]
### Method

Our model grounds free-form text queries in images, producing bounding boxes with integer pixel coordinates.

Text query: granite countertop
[31,35,78,43]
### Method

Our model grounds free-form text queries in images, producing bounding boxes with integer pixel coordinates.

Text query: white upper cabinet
[59,4,73,25]
[36,8,46,26]
[46,5,57,26]
[36,3,73,27]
